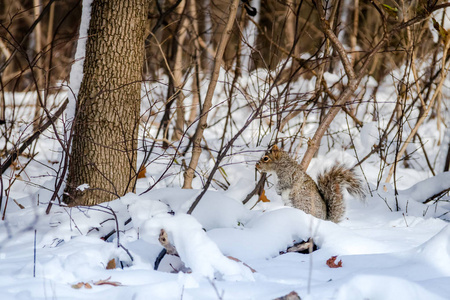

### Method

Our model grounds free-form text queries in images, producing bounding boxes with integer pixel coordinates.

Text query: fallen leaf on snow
[71,282,92,289]
[106,258,116,269]
[94,277,122,286]
[326,256,342,268]
[138,166,147,179]
[259,189,270,202]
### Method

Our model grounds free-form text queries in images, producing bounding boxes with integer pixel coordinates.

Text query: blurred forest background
[2,0,443,92]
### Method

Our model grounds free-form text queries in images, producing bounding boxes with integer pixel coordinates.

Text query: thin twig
[1,98,68,175]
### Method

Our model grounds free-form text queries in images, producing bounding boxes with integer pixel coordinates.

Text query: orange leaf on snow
[259,189,270,202]
[326,256,342,268]
[137,166,147,179]
[71,282,92,289]
[106,259,116,270]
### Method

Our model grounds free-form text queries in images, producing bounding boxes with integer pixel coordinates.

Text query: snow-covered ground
[1,124,449,299]
[1,3,449,297]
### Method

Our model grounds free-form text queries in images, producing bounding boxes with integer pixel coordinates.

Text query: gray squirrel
[256,145,365,222]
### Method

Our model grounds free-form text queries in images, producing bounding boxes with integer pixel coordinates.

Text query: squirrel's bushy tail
[317,164,365,222]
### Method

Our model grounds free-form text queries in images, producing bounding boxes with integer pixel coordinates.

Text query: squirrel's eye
[263,156,269,162]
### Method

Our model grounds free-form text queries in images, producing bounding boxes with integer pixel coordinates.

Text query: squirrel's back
[256,145,365,222]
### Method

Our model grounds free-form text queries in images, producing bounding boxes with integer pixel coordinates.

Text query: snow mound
[333,274,446,300]
[401,172,450,202]
[140,213,255,281]
[121,193,170,228]
[136,188,253,230]
[415,225,450,276]
[209,207,393,261]
[37,236,120,284]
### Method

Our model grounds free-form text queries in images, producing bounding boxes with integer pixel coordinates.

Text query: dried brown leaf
[326,256,342,268]
[138,166,147,179]
[71,282,92,289]
[94,277,122,287]
[106,258,116,270]
[71,282,85,289]
[274,290,301,300]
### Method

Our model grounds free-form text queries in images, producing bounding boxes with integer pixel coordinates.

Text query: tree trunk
[32,0,43,132]
[64,0,147,206]
[182,0,240,189]
[171,0,188,141]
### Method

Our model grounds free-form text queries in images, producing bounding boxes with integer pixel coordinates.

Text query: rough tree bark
[64,0,147,206]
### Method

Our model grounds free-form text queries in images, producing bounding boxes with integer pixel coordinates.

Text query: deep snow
[1,1,450,298]
[1,139,449,299]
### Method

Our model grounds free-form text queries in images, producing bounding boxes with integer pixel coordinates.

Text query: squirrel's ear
[271,145,281,159]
